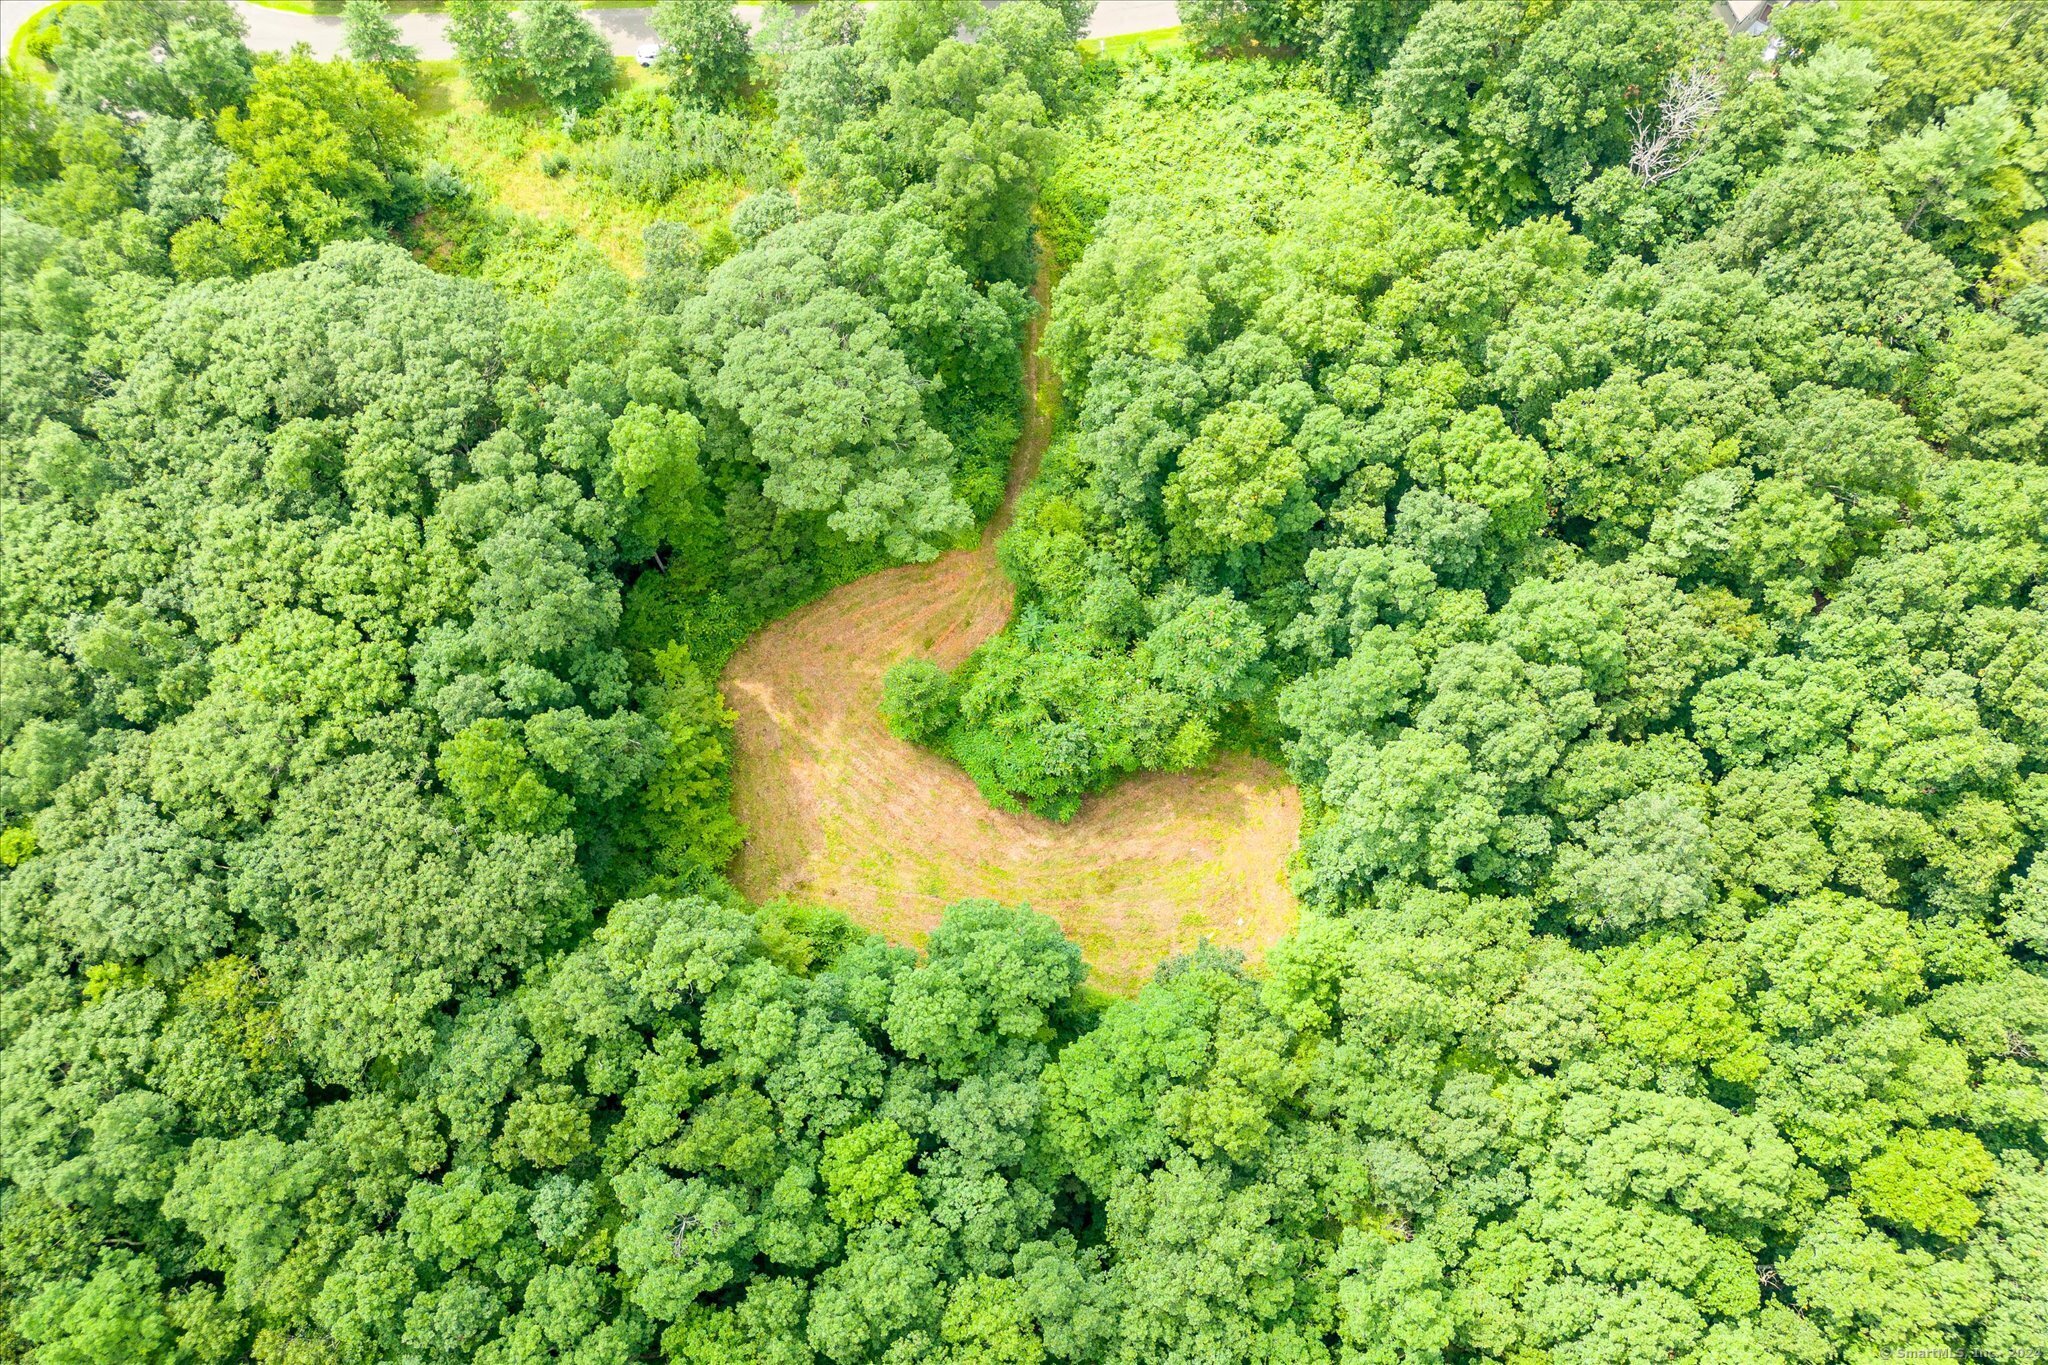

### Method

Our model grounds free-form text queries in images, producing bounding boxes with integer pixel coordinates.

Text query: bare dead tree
[1629,65,1724,187]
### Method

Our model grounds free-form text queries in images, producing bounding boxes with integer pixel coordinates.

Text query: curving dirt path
[721,264,1300,994]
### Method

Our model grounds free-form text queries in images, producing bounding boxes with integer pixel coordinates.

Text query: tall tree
[652,0,753,109]
[447,0,525,104]
[213,52,420,270]
[342,0,420,95]
[518,0,616,116]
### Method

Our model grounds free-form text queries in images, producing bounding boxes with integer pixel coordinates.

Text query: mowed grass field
[721,269,1302,995]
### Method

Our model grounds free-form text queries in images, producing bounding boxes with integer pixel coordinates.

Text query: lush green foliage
[47,0,251,123]
[519,0,617,117]
[212,52,422,272]
[881,16,2048,1360]
[652,0,753,111]
[1183,0,1431,98]
[448,0,614,115]
[5,2,424,285]
[769,0,1076,281]
[446,0,526,106]
[0,14,1064,1358]
[342,0,421,97]
[1371,0,1729,225]
[1038,54,1379,261]
[3,3,2047,1363]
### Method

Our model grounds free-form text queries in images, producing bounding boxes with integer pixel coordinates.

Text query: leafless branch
[1629,66,1724,187]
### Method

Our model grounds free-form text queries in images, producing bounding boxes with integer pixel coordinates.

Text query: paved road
[2,1,1180,65]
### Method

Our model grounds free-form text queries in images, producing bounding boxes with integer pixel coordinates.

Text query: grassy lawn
[1083,23,1188,61]
[413,57,757,275]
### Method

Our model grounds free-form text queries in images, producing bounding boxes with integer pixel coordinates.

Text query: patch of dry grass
[722,269,1302,994]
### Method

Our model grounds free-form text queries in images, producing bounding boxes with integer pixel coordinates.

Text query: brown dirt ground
[720,265,1302,995]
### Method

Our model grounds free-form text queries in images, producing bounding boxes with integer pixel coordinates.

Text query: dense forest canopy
[2,1,2047,1362]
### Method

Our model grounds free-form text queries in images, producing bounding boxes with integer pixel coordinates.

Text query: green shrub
[881,658,957,745]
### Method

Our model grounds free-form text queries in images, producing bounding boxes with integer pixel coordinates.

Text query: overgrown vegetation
[2,1,2047,1363]
[892,3,2048,1357]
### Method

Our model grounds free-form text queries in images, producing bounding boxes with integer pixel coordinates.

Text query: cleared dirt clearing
[720,268,1301,994]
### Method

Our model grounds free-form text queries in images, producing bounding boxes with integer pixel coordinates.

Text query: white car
[636,41,664,68]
